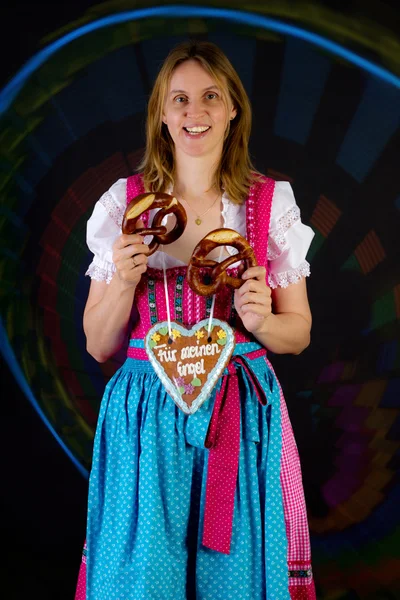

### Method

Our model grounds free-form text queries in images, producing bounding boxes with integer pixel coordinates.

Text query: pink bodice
[126,173,275,344]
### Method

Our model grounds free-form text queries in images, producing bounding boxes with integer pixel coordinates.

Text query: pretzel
[187,228,257,296]
[122,192,187,255]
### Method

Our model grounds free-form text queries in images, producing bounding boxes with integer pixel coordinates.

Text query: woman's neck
[173,152,220,199]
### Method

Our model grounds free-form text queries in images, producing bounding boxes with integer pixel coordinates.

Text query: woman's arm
[253,278,311,355]
[83,276,137,363]
[234,266,312,355]
[84,232,148,362]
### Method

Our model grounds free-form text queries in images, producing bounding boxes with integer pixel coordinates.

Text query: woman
[76,40,316,599]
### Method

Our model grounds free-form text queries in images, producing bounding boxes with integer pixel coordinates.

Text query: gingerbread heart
[145,319,235,414]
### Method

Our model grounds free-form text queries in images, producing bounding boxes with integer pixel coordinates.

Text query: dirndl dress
[74,173,316,600]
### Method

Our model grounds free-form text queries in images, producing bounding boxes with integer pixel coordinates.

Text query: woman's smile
[182,125,211,139]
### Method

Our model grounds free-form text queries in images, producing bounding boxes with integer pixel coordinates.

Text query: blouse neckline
[146,182,253,270]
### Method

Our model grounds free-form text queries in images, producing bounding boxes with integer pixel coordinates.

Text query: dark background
[1,5,101,598]
[1,2,399,599]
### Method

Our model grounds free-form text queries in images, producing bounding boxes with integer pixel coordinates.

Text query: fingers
[238,291,269,307]
[113,232,149,284]
[236,276,270,298]
[113,234,150,264]
[241,265,266,282]
[235,291,271,315]
[115,252,148,285]
[116,233,148,250]
[234,267,273,333]
[234,279,272,326]
[119,252,148,271]
[239,303,268,317]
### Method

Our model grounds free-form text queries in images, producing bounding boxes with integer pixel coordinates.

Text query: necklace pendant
[195,218,202,225]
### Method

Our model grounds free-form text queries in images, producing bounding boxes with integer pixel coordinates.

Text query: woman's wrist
[252,312,311,355]
[112,271,138,296]
[252,312,273,337]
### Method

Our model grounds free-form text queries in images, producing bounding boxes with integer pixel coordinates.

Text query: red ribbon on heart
[202,349,268,554]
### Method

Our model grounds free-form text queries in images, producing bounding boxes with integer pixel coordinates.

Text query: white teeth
[185,126,210,133]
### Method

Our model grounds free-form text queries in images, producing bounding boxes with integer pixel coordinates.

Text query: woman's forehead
[168,60,221,92]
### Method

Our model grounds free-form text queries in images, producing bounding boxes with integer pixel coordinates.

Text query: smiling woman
[1,3,399,599]
[76,39,316,600]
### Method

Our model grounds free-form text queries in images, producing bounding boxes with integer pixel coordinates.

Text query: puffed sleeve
[85,178,127,284]
[268,181,315,288]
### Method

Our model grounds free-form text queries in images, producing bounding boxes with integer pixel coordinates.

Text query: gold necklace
[177,191,221,225]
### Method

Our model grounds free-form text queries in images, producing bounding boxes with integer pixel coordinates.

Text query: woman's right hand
[112,233,149,286]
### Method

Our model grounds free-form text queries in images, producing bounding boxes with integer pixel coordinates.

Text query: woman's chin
[177,140,223,160]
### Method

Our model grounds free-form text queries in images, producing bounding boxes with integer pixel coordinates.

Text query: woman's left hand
[234,266,272,333]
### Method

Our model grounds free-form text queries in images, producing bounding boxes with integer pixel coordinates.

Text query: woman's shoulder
[104,177,128,197]
[250,171,292,194]
[126,171,146,200]
[250,172,296,211]
[272,179,297,208]
[251,170,292,190]
[87,177,129,233]
[97,172,145,208]
[250,171,272,186]
[269,179,305,230]
[126,172,144,186]
[250,175,312,246]
[103,172,144,198]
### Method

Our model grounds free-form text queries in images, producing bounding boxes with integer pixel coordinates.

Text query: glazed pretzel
[122,192,187,255]
[187,228,257,296]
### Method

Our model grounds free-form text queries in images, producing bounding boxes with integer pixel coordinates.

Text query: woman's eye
[173,94,217,103]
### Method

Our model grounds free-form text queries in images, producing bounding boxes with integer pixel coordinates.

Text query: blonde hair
[136,40,263,204]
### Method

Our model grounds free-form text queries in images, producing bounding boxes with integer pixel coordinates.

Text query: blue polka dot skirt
[85,352,296,599]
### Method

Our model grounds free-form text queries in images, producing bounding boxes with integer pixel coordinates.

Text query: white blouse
[85,178,315,289]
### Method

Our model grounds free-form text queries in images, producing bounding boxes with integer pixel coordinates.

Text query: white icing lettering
[180,343,221,360]
[157,349,177,363]
[177,359,206,377]
[196,359,206,375]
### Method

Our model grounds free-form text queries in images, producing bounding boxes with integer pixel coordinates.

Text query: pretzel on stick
[187,228,257,296]
[122,192,187,255]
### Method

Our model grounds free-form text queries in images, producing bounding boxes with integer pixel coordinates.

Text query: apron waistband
[127,338,263,359]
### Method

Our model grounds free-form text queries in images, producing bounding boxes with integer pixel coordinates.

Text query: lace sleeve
[85,178,127,284]
[268,181,315,288]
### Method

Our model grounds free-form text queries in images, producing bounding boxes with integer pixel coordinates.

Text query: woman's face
[162,59,237,160]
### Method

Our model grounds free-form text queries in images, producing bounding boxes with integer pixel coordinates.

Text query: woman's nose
[185,100,205,118]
